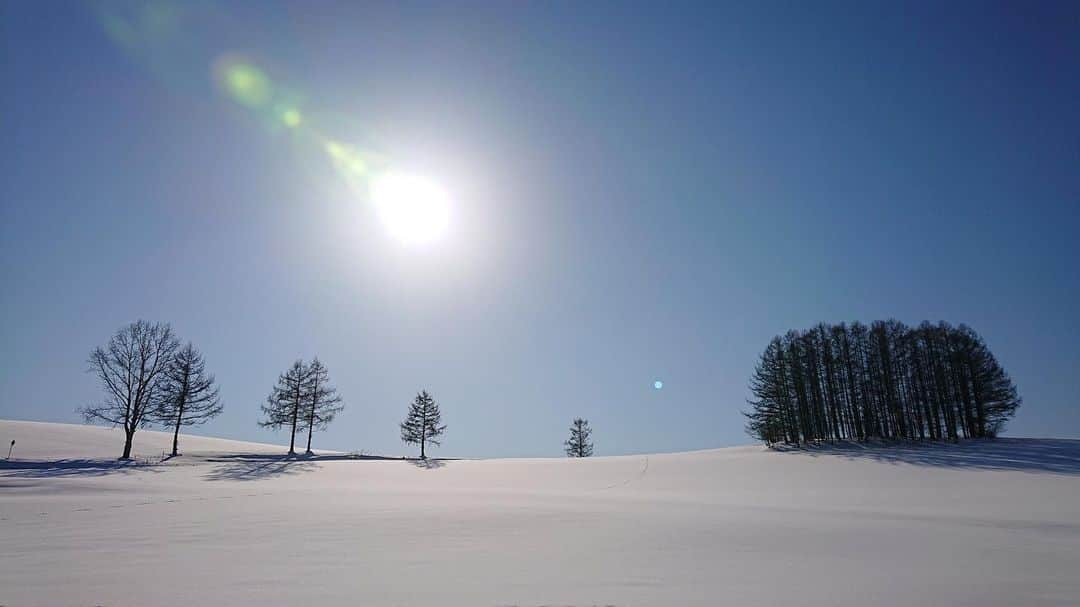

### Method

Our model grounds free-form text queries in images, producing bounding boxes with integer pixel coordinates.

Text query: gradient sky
[2,1,1078,457]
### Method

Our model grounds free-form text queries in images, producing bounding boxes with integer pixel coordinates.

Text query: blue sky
[2,1,1078,457]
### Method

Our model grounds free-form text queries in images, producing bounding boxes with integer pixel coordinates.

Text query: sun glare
[371,173,450,245]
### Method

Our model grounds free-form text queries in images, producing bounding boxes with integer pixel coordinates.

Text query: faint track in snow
[598,456,649,490]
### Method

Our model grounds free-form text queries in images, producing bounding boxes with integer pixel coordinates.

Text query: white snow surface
[2,419,1078,606]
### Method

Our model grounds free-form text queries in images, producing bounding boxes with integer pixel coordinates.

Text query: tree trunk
[172,371,189,457]
[172,418,181,456]
[288,385,299,455]
[171,396,185,456]
[305,374,317,455]
[305,421,314,455]
[288,405,297,455]
[420,407,427,459]
[122,432,133,460]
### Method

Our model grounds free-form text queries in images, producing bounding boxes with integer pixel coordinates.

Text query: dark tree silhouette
[260,360,310,455]
[80,320,179,459]
[154,342,223,457]
[400,390,445,459]
[564,418,594,457]
[298,358,344,455]
[744,320,1021,445]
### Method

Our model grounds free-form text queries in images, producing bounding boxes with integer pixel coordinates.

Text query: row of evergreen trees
[744,320,1021,445]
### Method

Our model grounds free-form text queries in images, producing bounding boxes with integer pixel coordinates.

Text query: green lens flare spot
[281,108,302,128]
[325,140,368,178]
[222,63,271,107]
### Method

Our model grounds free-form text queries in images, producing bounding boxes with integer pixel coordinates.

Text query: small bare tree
[81,320,179,459]
[155,343,223,457]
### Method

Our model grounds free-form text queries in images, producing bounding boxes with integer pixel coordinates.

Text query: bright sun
[371,173,450,245]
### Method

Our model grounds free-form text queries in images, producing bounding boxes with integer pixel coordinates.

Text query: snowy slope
[2,420,1078,606]
[0,419,291,460]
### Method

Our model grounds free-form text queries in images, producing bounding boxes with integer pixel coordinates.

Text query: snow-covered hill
[2,420,1078,606]
[0,419,290,460]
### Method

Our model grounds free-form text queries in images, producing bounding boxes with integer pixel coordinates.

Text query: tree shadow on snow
[0,458,163,478]
[408,457,448,469]
[779,438,1080,475]
[201,452,400,481]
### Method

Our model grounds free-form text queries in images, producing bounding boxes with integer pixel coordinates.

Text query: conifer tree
[564,418,594,457]
[260,360,310,455]
[400,390,445,459]
[299,358,344,455]
[743,320,1021,445]
[155,343,223,456]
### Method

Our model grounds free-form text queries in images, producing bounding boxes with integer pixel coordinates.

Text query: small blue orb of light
[654,380,663,390]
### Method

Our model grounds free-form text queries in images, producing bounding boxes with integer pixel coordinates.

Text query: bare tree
[81,320,179,459]
[299,358,344,455]
[259,360,310,455]
[564,418,594,457]
[155,342,223,457]
[400,390,446,459]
